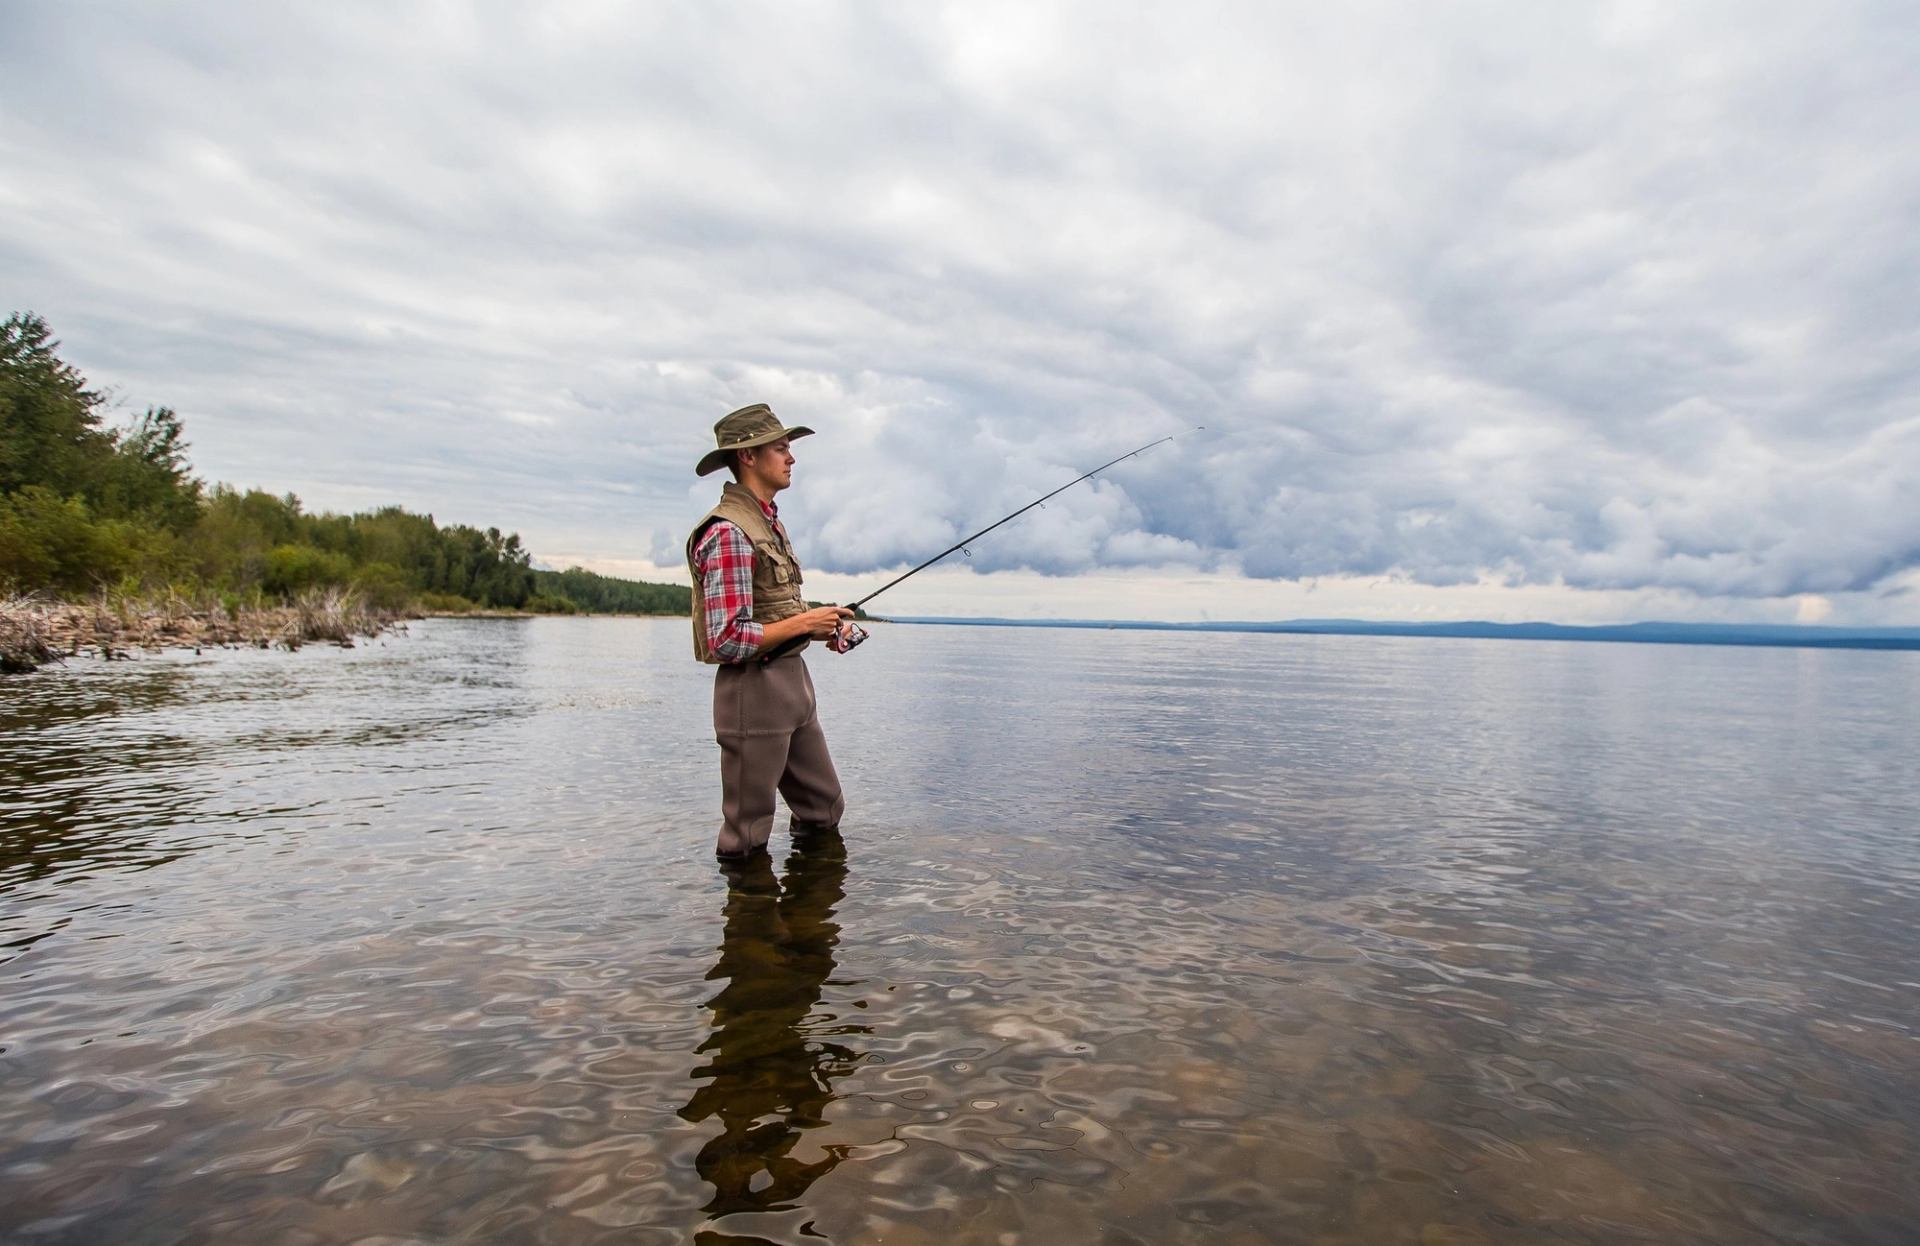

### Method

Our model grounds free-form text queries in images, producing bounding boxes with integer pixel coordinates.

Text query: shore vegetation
[1,312,693,673]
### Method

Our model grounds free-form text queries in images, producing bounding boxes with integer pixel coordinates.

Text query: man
[688,403,858,859]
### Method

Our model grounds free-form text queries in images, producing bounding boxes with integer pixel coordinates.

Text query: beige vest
[687,482,809,663]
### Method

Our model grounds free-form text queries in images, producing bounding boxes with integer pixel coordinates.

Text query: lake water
[2,617,1916,1244]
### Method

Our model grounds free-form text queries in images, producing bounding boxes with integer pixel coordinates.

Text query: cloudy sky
[5,2,1916,624]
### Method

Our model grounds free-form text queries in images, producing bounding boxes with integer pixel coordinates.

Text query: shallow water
[2,617,1916,1244]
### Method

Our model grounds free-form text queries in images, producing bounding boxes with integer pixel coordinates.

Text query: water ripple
[1,620,1916,1243]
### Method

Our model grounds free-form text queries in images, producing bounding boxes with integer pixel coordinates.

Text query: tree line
[0,312,692,615]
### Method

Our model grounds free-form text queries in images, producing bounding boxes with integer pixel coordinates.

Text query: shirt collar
[723,480,780,522]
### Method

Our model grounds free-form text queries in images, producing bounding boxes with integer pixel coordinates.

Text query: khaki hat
[695,403,816,477]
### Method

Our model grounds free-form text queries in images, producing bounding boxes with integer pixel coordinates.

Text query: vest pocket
[755,541,795,585]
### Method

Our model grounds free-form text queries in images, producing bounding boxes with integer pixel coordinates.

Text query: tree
[0,487,127,592]
[0,312,112,500]
[99,406,203,531]
[0,311,571,607]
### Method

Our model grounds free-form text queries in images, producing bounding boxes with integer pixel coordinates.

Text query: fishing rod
[764,427,1202,661]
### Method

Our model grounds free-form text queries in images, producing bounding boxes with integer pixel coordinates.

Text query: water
[2,617,1916,1244]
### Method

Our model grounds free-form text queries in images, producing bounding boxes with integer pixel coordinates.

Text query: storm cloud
[4,3,1916,618]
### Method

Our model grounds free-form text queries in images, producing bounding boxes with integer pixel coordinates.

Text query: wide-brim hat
[696,403,815,476]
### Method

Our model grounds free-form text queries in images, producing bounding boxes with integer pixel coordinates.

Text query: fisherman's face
[740,438,794,494]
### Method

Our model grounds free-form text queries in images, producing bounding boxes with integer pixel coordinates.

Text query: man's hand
[753,605,857,656]
[796,605,855,638]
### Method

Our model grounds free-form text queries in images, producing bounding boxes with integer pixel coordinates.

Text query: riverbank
[0,591,405,673]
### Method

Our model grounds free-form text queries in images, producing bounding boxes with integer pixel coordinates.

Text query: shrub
[0,486,129,593]
[261,543,353,598]
[350,561,413,611]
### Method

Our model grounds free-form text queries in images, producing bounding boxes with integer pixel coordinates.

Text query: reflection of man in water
[679,827,866,1220]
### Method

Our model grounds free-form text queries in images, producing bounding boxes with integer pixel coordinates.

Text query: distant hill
[886,616,1920,652]
[533,567,689,614]
[531,567,870,619]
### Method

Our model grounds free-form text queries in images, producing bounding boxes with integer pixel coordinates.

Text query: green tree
[0,486,128,592]
[1,312,565,608]
[424,523,534,607]
[98,406,203,531]
[193,486,303,589]
[0,312,112,501]
[534,565,691,613]
[262,543,354,595]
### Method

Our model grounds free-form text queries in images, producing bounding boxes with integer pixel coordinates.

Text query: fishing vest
[687,482,809,663]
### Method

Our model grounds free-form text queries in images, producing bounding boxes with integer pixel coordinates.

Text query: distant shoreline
[884,616,1920,653]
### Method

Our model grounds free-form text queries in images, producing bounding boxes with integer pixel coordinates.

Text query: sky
[4,2,1917,625]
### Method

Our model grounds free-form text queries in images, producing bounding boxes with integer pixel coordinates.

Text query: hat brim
[696,425,814,476]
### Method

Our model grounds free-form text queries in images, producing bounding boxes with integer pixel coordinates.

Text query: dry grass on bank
[0,589,406,674]
[0,597,59,674]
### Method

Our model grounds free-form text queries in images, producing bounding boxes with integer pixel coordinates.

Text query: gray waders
[713,653,844,857]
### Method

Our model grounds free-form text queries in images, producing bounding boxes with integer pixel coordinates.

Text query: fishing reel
[828,619,868,654]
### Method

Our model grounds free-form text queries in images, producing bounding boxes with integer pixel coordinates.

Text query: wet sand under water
[2,617,1916,1243]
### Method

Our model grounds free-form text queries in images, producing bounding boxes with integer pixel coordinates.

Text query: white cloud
[3,1,1916,623]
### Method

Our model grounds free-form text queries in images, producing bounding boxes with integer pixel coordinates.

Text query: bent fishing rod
[763,427,1202,661]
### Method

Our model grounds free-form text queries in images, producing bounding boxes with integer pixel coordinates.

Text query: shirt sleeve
[694,521,763,662]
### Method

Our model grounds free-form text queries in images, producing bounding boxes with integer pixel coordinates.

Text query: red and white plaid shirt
[693,496,788,663]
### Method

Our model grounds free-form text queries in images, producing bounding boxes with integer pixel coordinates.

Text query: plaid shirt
[693,497,787,662]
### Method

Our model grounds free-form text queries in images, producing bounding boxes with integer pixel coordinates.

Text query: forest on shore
[0,313,690,616]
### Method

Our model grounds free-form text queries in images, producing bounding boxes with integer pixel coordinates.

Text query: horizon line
[875,615,1920,651]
